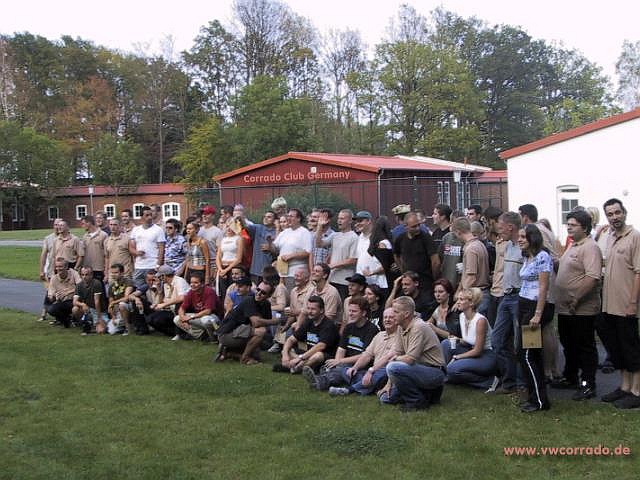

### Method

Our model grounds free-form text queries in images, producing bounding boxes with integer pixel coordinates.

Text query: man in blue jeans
[379,296,446,411]
[489,212,524,394]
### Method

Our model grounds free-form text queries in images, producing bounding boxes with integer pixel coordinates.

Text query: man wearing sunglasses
[216,281,280,365]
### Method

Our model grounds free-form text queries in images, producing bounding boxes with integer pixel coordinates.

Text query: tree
[0,121,71,227]
[172,116,228,185]
[616,40,640,110]
[85,134,145,204]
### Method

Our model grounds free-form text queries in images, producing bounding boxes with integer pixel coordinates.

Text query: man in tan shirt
[79,215,108,282]
[46,258,81,327]
[599,198,640,409]
[105,218,133,282]
[554,210,602,400]
[53,220,84,269]
[452,217,490,315]
[379,296,445,411]
[300,263,342,324]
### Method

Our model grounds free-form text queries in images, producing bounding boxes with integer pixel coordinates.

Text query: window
[75,205,87,220]
[104,204,116,219]
[557,185,580,225]
[48,206,59,221]
[437,181,443,204]
[162,202,180,220]
[11,204,25,222]
[133,203,144,219]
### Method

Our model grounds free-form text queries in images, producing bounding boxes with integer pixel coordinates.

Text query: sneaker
[520,401,551,413]
[613,393,640,409]
[550,377,577,389]
[329,387,350,396]
[171,334,181,341]
[601,388,631,403]
[572,382,596,401]
[290,363,304,374]
[302,366,318,389]
[486,385,516,395]
[267,343,282,353]
[121,330,129,336]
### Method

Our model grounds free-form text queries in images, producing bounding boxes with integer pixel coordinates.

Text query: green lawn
[0,309,635,480]
[0,228,83,240]
[0,247,41,281]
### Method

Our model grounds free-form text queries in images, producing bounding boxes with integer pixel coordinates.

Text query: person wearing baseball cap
[340,273,368,329]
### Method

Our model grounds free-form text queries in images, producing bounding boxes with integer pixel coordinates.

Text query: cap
[236,277,252,286]
[201,205,216,215]
[392,204,411,215]
[156,265,174,277]
[354,210,372,220]
[346,273,367,285]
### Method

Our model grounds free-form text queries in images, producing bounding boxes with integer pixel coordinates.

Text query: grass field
[0,247,41,281]
[0,228,84,241]
[0,309,636,480]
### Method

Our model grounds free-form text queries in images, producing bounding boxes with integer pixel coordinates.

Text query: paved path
[0,277,44,314]
[0,240,43,247]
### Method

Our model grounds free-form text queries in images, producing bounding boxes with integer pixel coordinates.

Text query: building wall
[507,117,640,241]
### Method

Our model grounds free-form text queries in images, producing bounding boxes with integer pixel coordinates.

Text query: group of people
[37,195,640,412]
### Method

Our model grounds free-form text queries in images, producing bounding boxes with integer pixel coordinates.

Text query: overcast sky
[4,0,639,85]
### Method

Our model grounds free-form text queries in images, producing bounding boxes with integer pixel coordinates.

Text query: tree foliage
[616,40,640,110]
[85,134,145,194]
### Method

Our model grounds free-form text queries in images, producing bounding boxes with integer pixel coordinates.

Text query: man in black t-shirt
[393,212,440,296]
[385,271,436,320]
[276,296,339,374]
[217,281,280,365]
[303,296,378,390]
[72,266,108,335]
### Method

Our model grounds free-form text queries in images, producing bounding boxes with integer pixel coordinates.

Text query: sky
[3,0,639,85]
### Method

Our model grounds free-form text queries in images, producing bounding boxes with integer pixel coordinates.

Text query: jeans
[383,361,445,406]
[491,292,520,389]
[337,366,388,395]
[441,340,497,389]
[478,289,491,318]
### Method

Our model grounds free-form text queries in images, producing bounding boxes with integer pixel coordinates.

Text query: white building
[501,108,640,242]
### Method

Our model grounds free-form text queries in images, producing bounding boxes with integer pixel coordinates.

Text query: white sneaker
[267,343,282,353]
[171,335,181,341]
[328,387,350,396]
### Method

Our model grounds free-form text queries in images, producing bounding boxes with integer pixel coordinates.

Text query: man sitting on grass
[274,296,339,374]
[72,266,108,335]
[302,296,379,391]
[46,257,81,327]
[106,263,135,335]
[379,296,446,411]
[173,273,220,342]
[216,281,279,365]
[304,307,399,396]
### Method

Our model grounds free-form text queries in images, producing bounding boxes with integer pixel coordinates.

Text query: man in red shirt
[173,272,220,341]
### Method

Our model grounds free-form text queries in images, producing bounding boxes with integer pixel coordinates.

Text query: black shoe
[572,383,596,401]
[424,385,444,405]
[302,366,318,389]
[613,393,640,409]
[272,363,290,373]
[601,388,630,403]
[550,377,577,389]
[520,401,550,413]
[213,346,227,363]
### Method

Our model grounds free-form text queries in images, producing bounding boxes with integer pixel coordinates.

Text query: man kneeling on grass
[305,307,399,396]
[378,296,446,411]
[216,281,279,365]
[72,266,108,335]
[273,296,339,374]
[302,296,379,391]
[106,263,135,335]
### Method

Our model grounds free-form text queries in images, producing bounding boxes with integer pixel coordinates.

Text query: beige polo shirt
[603,225,640,317]
[82,229,108,272]
[290,281,313,317]
[48,269,81,301]
[395,318,445,367]
[303,282,342,322]
[53,234,84,264]
[461,238,490,290]
[105,233,133,280]
[555,236,602,315]
[365,329,399,361]
[490,238,507,297]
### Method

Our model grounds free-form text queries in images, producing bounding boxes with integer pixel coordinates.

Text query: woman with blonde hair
[216,218,245,299]
[441,287,496,389]
[182,221,210,285]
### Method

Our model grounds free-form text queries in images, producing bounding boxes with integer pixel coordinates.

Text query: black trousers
[46,299,73,327]
[147,310,176,337]
[596,313,640,372]
[557,314,598,385]
[518,297,553,408]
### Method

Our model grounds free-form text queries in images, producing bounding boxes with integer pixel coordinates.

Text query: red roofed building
[214,152,504,217]
[500,108,640,239]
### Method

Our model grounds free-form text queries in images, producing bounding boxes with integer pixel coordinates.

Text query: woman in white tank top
[440,287,497,389]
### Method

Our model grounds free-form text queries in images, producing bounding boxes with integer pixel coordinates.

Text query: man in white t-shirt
[129,206,166,288]
[198,205,223,280]
[316,209,357,300]
[272,208,313,290]
[354,211,388,290]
